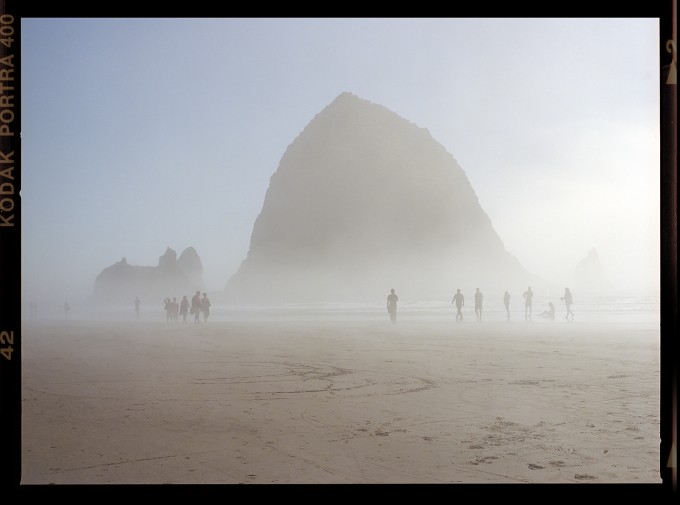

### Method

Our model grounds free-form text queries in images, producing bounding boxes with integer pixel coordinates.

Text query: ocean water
[22,296,661,326]
[208,295,661,325]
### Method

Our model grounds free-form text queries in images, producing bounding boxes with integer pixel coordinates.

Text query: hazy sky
[21,18,660,305]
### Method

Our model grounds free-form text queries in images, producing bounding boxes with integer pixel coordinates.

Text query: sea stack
[226,92,536,303]
[574,248,609,295]
[92,246,205,304]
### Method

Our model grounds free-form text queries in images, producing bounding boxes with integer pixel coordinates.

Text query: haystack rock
[92,246,205,304]
[226,92,538,303]
[574,248,609,295]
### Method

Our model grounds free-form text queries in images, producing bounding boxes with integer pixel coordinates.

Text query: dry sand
[21,317,661,484]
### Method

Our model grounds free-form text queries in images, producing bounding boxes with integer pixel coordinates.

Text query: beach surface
[21,315,661,484]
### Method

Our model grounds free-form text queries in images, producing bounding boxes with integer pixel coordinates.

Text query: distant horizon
[21,281,661,311]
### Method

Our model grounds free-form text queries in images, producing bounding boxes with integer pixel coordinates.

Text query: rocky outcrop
[92,246,205,304]
[226,92,537,302]
[574,248,609,295]
[177,247,203,288]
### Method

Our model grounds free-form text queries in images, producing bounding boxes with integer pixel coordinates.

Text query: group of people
[451,288,485,321]
[386,286,575,323]
[160,290,211,324]
[523,286,574,322]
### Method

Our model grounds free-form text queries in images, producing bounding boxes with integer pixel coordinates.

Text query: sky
[21,18,660,306]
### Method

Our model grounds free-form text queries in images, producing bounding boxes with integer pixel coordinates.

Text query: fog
[20,19,660,316]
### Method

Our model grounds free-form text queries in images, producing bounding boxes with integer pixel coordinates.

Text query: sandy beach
[21,316,661,484]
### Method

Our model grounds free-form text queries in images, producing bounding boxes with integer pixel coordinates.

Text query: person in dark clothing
[179,295,190,323]
[191,290,202,324]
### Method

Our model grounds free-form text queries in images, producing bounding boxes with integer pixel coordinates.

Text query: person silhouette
[179,295,190,323]
[538,302,555,320]
[172,297,179,323]
[451,289,465,321]
[201,292,211,323]
[134,297,140,319]
[523,286,533,321]
[64,302,70,318]
[386,288,398,324]
[474,288,483,321]
[191,290,202,324]
[561,287,574,321]
[503,291,511,321]
[164,298,172,323]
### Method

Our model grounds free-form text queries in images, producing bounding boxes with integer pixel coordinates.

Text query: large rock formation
[226,92,538,303]
[92,246,205,304]
[574,248,610,295]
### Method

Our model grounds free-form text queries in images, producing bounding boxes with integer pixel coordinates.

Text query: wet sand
[21,317,661,484]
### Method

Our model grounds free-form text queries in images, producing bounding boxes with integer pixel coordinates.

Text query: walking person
[134,296,140,319]
[451,289,465,321]
[474,288,483,321]
[503,291,511,321]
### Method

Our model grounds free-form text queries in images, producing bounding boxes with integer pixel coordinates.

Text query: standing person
[179,295,190,323]
[172,297,179,323]
[64,302,70,318]
[451,289,465,321]
[474,288,483,321]
[164,298,172,323]
[386,288,398,324]
[201,292,211,323]
[191,290,202,324]
[503,291,511,321]
[561,287,574,321]
[134,297,140,319]
[523,286,534,321]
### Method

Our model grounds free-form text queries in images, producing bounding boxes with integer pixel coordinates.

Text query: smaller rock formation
[574,248,610,295]
[92,246,205,304]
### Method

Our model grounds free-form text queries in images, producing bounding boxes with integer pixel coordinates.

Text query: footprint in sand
[574,474,597,480]
[549,460,566,467]
[528,463,544,470]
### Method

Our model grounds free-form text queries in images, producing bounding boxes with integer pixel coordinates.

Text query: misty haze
[20,18,661,485]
